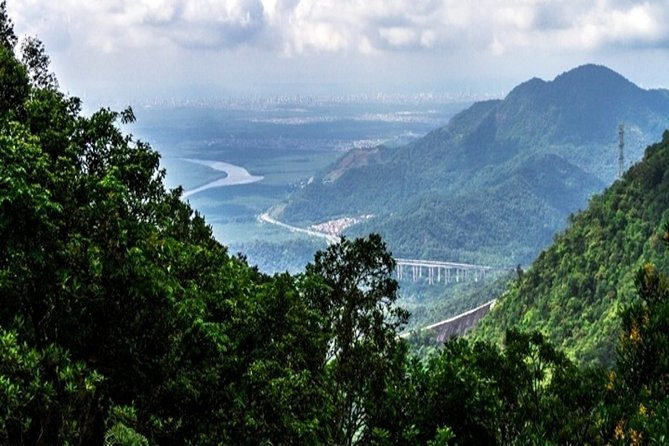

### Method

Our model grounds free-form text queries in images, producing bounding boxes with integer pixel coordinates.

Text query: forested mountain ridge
[277,64,669,265]
[7,5,669,443]
[476,130,669,366]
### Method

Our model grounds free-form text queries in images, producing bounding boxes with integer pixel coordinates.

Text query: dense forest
[476,130,669,366]
[3,3,669,444]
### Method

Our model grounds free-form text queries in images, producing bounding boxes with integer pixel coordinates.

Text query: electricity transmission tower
[618,123,625,178]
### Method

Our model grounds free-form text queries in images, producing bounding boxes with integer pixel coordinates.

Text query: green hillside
[277,65,669,266]
[8,7,669,443]
[476,131,669,365]
[349,152,604,264]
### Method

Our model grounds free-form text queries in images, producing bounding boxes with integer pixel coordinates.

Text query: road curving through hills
[258,212,340,244]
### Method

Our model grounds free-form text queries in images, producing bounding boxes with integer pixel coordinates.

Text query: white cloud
[379,27,416,48]
[6,0,669,102]
[489,36,505,57]
[9,0,669,56]
[288,22,349,53]
[420,30,436,48]
[577,3,665,47]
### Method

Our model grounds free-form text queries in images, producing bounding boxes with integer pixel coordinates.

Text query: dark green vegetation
[5,6,669,445]
[476,130,669,366]
[277,64,669,266]
[0,15,411,442]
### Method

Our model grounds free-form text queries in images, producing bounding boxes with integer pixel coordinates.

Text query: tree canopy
[3,7,669,445]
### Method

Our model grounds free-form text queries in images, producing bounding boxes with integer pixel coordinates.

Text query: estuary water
[181,159,264,198]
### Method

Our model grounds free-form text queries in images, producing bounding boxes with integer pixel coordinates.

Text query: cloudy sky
[9,0,669,103]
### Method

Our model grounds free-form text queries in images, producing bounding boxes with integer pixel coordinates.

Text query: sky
[9,0,669,104]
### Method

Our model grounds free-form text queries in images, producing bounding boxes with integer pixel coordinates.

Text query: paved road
[257,212,340,244]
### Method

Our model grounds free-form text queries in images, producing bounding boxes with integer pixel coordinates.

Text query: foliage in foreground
[3,5,669,445]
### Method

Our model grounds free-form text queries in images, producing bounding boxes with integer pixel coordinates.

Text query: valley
[129,99,469,272]
[9,2,669,444]
[128,65,669,343]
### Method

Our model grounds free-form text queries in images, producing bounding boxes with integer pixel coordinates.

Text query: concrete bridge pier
[394,258,492,286]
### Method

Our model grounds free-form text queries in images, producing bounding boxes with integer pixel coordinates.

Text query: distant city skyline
[10,0,669,106]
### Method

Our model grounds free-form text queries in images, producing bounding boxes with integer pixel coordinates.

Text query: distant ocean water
[129,101,468,249]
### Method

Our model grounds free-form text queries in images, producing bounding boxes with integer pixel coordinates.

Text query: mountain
[275,64,669,265]
[475,130,669,365]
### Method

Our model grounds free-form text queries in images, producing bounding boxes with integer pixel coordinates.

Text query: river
[181,158,264,198]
